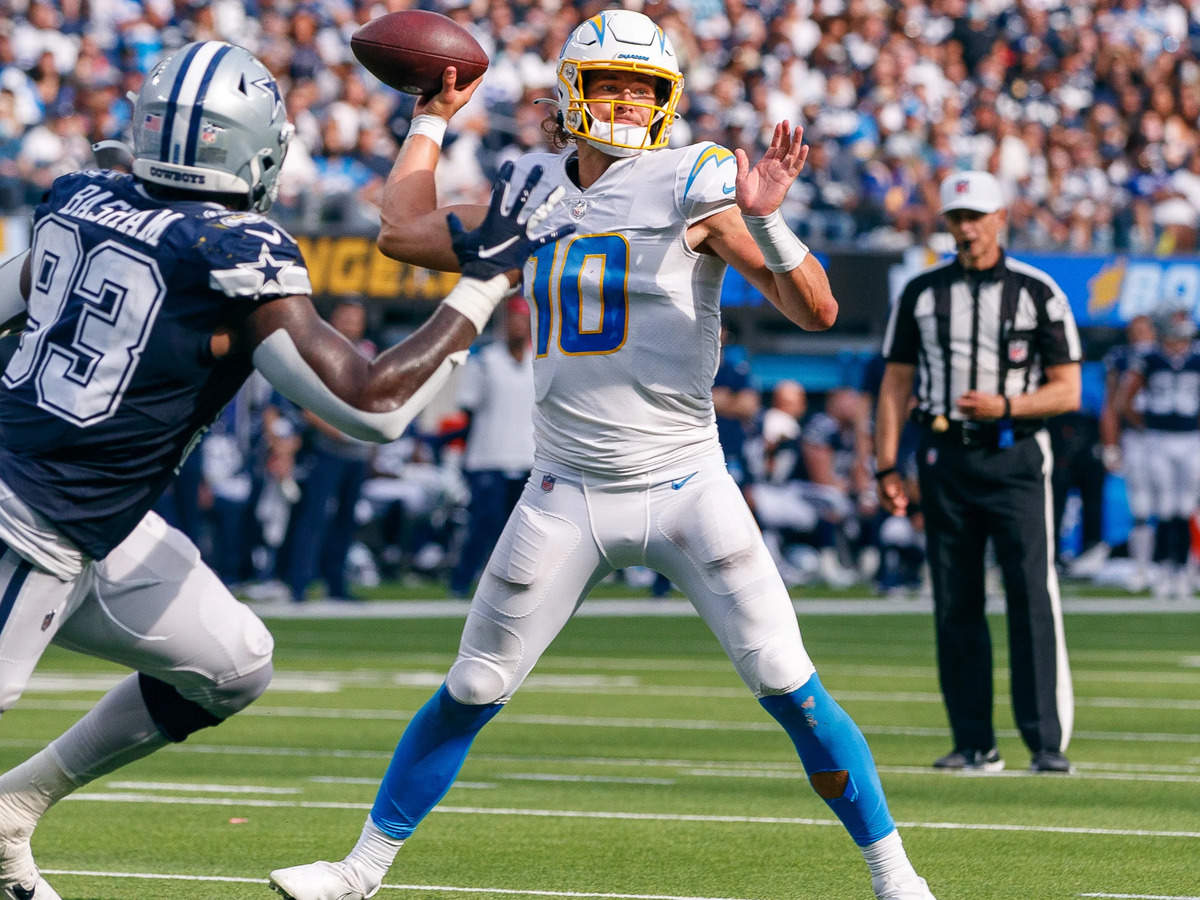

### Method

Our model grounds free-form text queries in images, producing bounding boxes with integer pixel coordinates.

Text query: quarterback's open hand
[448,161,573,281]
[734,121,809,217]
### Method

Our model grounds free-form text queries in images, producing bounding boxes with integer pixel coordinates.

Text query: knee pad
[138,662,273,742]
[446,657,508,706]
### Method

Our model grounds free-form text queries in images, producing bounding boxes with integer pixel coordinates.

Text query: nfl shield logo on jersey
[541,473,557,492]
[41,611,55,632]
[1008,340,1029,364]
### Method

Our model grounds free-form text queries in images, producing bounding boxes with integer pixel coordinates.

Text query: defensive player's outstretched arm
[377,68,487,271]
[247,164,569,443]
[699,123,838,331]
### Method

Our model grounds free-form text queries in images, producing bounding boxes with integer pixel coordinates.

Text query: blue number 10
[529,233,629,357]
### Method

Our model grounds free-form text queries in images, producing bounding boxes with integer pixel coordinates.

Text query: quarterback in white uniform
[271,10,935,900]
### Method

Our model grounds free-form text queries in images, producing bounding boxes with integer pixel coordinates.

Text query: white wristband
[407,114,447,147]
[742,209,810,273]
[441,273,511,333]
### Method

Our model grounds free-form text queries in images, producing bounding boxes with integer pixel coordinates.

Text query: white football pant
[446,450,816,706]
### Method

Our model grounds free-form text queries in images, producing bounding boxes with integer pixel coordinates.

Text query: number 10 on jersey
[527,234,629,357]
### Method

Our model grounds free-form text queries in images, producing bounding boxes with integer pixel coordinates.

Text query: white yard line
[23,671,1200,710]
[62,792,1200,839]
[16,699,1200,744]
[245,597,1200,618]
[7,737,1197,782]
[37,869,758,900]
[105,780,300,794]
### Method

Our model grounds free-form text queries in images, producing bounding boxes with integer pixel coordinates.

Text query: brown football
[350,10,489,96]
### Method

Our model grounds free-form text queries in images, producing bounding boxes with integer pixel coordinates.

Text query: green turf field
[3,604,1198,899]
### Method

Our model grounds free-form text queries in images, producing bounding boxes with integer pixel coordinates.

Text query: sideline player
[0,41,566,899]
[1114,311,1200,599]
[1098,315,1155,589]
[271,11,935,900]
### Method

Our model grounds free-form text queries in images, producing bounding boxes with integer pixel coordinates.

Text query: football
[350,10,489,96]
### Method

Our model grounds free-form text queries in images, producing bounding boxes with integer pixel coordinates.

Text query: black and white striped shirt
[881,251,1082,420]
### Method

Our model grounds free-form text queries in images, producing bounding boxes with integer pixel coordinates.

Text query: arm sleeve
[0,250,28,325]
[251,329,467,443]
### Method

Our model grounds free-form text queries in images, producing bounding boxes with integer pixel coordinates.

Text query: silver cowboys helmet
[555,10,683,157]
[131,41,293,212]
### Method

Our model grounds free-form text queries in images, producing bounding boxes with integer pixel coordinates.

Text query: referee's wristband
[874,466,898,481]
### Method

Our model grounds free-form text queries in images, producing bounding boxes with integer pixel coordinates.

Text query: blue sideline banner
[888,247,1200,328]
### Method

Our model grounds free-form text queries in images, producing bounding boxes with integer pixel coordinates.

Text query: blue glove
[448,161,573,281]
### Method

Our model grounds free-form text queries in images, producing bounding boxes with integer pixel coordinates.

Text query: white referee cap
[939,171,1004,214]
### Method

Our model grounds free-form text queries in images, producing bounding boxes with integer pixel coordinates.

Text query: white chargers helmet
[555,10,683,157]
[131,41,293,212]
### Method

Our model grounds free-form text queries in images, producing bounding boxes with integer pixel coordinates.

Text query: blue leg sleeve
[370,684,503,839]
[759,673,895,846]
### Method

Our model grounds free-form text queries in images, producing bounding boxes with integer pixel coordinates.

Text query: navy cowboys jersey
[1129,345,1200,432]
[1103,341,1151,415]
[0,170,310,559]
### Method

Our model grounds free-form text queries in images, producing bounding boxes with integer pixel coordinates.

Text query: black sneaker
[1030,750,1072,773]
[932,747,1005,771]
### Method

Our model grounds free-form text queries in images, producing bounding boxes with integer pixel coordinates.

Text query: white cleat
[269,860,379,900]
[1,876,63,900]
[1,820,61,900]
[872,872,937,900]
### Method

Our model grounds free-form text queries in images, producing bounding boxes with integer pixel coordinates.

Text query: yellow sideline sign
[294,235,460,301]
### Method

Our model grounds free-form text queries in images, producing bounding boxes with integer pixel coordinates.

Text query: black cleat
[1030,750,1073,773]
[932,747,1005,772]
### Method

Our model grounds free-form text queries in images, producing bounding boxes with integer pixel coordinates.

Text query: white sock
[49,673,169,783]
[0,747,78,826]
[0,743,79,886]
[344,815,404,885]
[861,829,919,881]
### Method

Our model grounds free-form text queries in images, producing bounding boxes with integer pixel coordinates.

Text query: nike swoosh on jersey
[477,235,520,259]
[670,471,698,490]
[246,227,281,244]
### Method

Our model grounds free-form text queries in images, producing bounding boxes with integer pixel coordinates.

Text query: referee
[874,171,1082,774]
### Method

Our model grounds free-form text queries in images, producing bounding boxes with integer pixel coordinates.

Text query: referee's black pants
[917,429,1074,756]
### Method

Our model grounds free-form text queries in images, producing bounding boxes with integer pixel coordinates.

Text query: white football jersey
[514,143,739,476]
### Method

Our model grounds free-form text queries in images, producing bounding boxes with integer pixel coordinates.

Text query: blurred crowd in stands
[2,0,1200,252]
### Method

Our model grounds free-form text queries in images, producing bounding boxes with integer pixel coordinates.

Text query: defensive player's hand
[877,471,909,516]
[415,66,481,122]
[956,390,1005,420]
[448,161,573,281]
[734,121,809,217]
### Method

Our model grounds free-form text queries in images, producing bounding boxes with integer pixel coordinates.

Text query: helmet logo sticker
[251,74,285,121]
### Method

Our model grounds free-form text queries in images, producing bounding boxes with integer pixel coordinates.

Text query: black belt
[911,409,1043,448]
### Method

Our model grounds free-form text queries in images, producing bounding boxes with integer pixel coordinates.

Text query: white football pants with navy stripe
[0,509,273,716]
[1144,429,1200,520]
